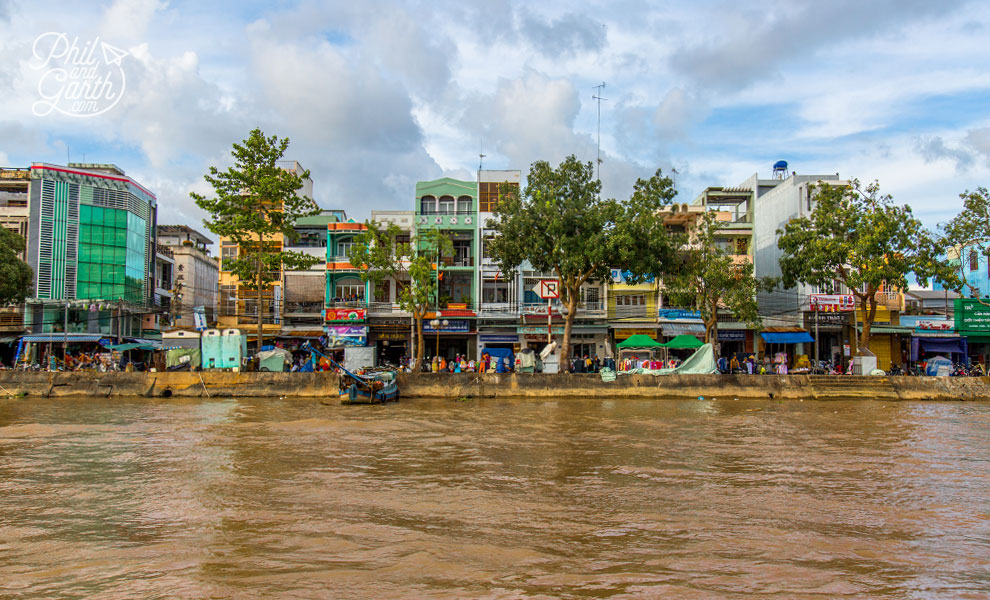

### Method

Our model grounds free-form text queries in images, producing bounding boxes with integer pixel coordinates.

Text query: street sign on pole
[534,279,560,299]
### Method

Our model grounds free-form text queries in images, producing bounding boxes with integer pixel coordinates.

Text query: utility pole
[593,82,607,182]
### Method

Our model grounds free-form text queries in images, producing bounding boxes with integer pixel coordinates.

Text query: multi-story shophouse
[413,177,479,359]
[217,161,316,341]
[742,166,910,370]
[156,225,219,329]
[363,210,415,365]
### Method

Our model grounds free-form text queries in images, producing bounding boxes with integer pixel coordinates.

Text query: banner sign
[324,307,366,323]
[479,334,519,343]
[325,325,367,346]
[657,308,701,320]
[955,298,990,333]
[424,319,471,333]
[518,326,563,335]
[809,294,855,312]
[192,306,207,331]
[717,330,746,341]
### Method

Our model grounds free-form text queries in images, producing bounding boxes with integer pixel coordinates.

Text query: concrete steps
[807,375,897,400]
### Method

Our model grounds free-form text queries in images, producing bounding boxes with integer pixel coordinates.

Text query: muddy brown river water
[1,396,988,599]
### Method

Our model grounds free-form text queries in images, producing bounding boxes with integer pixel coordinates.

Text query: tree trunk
[414,312,425,370]
[859,295,879,352]
[560,288,578,373]
[256,252,264,355]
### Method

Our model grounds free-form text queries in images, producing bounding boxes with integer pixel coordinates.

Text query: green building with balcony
[414,177,479,359]
[414,178,478,309]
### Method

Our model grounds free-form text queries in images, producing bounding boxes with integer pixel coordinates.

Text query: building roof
[157,224,214,245]
[415,177,476,198]
[905,290,961,300]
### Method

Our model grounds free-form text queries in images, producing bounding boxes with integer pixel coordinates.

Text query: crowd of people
[414,352,513,373]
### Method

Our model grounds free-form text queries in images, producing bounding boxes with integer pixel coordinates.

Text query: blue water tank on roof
[773,160,788,170]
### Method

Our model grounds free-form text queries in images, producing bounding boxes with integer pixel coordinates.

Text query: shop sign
[809,294,855,312]
[424,319,471,333]
[955,298,990,333]
[324,307,366,323]
[657,308,701,320]
[613,328,656,340]
[717,330,746,341]
[375,331,408,340]
[325,325,367,346]
[479,334,519,343]
[518,326,564,335]
[805,312,849,326]
[917,320,953,331]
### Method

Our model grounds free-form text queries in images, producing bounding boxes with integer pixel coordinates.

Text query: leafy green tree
[777,180,948,353]
[0,227,32,304]
[938,187,989,301]
[191,128,320,352]
[488,155,679,364]
[666,211,775,347]
[348,222,451,368]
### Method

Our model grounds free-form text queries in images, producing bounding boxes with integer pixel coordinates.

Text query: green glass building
[25,163,157,335]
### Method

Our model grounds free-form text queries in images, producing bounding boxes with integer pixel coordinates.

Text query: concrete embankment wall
[0,371,989,401]
[0,371,340,398]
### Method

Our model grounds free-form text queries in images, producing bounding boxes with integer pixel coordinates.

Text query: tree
[191,128,320,353]
[777,180,948,353]
[666,211,774,347]
[488,155,679,365]
[348,221,451,369]
[938,187,989,301]
[0,227,32,305]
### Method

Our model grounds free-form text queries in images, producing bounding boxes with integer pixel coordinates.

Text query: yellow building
[216,162,318,338]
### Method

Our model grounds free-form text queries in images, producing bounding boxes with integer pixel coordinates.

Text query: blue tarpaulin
[483,346,515,371]
[760,331,815,344]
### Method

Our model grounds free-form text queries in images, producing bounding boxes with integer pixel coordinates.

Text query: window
[337,241,354,257]
[457,196,472,213]
[374,280,390,303]
[219,285,237,316]
[482,235,494,259]
[482,278,511,304]
[335,279,365,300]
[970,248,979,271]
[479,181,517,212]
[438,196,455,214]
[420,196,436,214]
[582,286,600,306]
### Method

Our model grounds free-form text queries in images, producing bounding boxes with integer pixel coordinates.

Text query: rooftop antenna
[478,139,486,172]
[593,82,607,182]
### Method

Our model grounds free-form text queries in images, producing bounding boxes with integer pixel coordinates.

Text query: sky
[1,0,990,232]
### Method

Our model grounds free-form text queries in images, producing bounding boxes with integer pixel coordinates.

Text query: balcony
[0,306,25,332]
[415,213,477,229]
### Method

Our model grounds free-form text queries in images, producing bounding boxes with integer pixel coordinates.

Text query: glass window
[420,196,435,214]
[482,279,510,304]
[970,248,979,271]
[438,196,454,214]
[457,196,472,213]
[335,279,365,300]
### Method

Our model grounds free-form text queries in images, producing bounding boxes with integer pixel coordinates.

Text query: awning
[660,322,706,336]
[911,336,968,361]
[108,342,157,351]
[855,325,913,335]
[918,337,966,354]
[128,337,162,348]
[760,331,815,344]
[20,334,107,343]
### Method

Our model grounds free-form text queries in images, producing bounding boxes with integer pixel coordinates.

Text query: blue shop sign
[424,319,471,333]
[479,334,518,343]
[658,308,701,320]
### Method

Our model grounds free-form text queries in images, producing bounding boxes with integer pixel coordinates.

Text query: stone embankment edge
[1,372,989,401]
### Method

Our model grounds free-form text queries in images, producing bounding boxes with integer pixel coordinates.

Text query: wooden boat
[338,368,399,405]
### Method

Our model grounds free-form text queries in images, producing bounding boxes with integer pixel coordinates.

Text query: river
[1,397,988,599]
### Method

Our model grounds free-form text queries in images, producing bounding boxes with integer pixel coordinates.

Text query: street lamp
[431,318,449,358]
